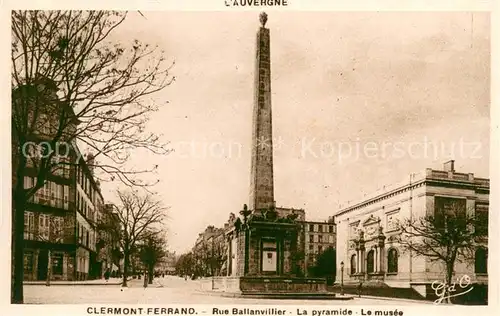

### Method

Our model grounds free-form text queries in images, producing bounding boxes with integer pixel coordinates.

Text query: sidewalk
[24,277,125,286]
[126,278,164,288]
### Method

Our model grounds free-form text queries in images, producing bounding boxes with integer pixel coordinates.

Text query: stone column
[356,248,360,274]
[359,248,364,274]
[379,247,385,273]
[227,236,231,276]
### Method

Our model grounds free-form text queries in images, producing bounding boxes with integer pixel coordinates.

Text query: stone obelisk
[249,12,275,212]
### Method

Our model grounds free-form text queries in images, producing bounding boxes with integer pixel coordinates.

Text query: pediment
[362,214,381,226]
[349,220,360,227]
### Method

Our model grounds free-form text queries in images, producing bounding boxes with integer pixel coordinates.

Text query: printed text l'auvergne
[225,0,289,7]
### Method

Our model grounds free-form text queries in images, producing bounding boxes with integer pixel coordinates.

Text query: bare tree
[209,236,228,277]
[101,190,167,287]
[11,10,174,303]
[397,200,487,303]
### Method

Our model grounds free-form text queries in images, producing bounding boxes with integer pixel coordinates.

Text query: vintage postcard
[1,1,498,316]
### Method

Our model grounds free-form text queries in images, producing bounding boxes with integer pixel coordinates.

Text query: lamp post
[340,261,344,296]
[240,204,252,275]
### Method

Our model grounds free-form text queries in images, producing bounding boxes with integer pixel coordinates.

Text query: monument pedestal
[201,276,348,299]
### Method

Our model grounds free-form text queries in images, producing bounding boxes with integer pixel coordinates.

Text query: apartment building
[303,219,336,276]
[192,225,226,277]
[17,76,107,281]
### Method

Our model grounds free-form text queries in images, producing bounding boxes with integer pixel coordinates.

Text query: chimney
[86,152,95,174]
[443,160,455,172]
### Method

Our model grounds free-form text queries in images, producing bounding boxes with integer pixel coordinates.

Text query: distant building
[159,251,177,275]
[192,225,225,277]
[99,204,122,274]
[334,160,488,298]
[303,219,336,276]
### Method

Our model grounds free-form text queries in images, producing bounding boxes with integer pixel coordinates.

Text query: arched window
[367,250,374,273]
[387,248,398,273]
[350,254,356,275]
[475,247,487,274]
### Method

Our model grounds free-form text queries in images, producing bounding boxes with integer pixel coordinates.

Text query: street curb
[24,278,131,286]
[194,290,354,300]
[359,295,435,305]
[24,282,122,286]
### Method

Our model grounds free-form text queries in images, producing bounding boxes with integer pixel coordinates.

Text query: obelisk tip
[259,12,268,27]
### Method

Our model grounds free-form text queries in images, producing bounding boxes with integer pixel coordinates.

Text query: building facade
[16,77,107,281]
[192,225,226,277]
[334,161,488,297]
[100,204,122,274]
[159,251,177,275]
[23,151,105,281]
[303,220,336,277]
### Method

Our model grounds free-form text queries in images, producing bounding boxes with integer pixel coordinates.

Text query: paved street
[24,276,429,305]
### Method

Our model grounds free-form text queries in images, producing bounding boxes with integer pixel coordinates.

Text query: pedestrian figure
[143,271,148,288]
[357,281,363,298]
[104,269,110,282]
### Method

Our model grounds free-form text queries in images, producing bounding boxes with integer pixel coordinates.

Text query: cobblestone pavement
[24,276,429,305]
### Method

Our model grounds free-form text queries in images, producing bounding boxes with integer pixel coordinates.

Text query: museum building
[334,160,489,298]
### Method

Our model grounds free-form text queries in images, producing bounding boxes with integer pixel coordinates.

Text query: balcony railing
[30,194,68,210]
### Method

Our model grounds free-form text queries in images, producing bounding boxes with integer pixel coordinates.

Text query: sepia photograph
[8,7,491,310]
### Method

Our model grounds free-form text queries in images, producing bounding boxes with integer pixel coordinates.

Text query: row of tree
[97,190,169,286]
[175,237,227,278]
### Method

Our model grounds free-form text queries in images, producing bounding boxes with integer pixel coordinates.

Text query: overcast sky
[100,11,490,254]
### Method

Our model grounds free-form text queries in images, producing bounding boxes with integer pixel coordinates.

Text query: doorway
[37,250,48,280]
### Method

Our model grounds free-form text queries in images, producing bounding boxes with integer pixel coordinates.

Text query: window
[350,254,356,274]
[39,214,49,240]
[24,251,34,273]
[24,176,34,189]
[63,185,69,209]
[309,245,314,252]
[329,235,334,243]
[475,209,488,236]
[318,245,323,253]
[52,253,64,275]
[475,248,487,274]
[367,250,375,273]
[387,248,398,273]
[329,225,334,233]
[24,211,35,240]
[53,217,64,243]
[309,224,314,231]
[386,210,400,231]
[79,226,84,244]
[434,197,467,230]
[319,225,323,233]
[38,114,51,135]
[309,235,314,243]
[318,235,323,243]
